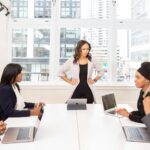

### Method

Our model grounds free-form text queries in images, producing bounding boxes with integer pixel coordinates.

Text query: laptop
[67,98,87,110]
[2,119,40,144]
[102,93,118,116]
[119,118,150,142]
[122,126,150,142]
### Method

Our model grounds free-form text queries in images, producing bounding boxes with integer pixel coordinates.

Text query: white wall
[20,84,140,109]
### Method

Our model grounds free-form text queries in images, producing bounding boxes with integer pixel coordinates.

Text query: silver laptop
[102,93,118,116]
[122,126,150,142]
[67,98,87,110]
[119,117,150,143]
[2,120,40,144]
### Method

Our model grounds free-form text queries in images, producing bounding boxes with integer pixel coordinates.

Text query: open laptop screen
[102,93,117,111]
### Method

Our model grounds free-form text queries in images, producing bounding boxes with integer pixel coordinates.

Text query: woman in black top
[60,40,102,104]
[0,63,44,121]
[117,62,150,123]
[71,64,94,103]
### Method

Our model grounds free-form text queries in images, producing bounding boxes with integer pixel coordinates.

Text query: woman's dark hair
[73,40,92,63]
[0,63,22,87]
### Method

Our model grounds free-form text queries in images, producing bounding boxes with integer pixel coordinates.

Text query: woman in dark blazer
[0,63,44,121]
[117,62,150,123]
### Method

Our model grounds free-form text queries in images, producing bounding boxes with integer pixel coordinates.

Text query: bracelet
[93,78,97,82]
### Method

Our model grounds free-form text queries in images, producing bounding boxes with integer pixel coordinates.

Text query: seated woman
[117,62,150,123]
[0,121,6,135]
[0,63,44,121]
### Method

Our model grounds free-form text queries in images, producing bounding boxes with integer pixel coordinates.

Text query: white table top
[0,104,150,150]
[77,104,150,150]
[0,104,79,150]
[35,104,79,150]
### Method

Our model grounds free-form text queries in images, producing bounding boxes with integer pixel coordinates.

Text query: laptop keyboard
[109,110,116,114]
[126,128,143,141]
[16,127,30,140]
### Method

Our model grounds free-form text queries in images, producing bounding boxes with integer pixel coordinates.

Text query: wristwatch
[93,78,97,82]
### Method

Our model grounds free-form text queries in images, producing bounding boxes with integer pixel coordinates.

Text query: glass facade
[34,0,51,18]
[9,0,150,83]
[12,29,50,81]
[11,0,28,18]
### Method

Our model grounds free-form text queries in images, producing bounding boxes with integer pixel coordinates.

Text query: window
[11,29,50,81]
[60,0,111,19]
[60,28,80,64]
[61,0,80,18]
[59,27,109,81]
[116,0,150,82]
[12,29,27,57]
[11,0,28,18]
[34,29,50,58]
[8,0,150,84]
[34,0,51,18]
[117,29,150,82]
[116,0,131,19]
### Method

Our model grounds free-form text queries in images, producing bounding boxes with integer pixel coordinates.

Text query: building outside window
[8,0,150,83]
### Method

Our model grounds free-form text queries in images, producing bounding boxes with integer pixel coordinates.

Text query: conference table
[0,104,150,150]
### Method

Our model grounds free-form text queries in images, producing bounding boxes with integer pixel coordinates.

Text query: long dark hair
[0,63,22,88]
[73,40,92,63]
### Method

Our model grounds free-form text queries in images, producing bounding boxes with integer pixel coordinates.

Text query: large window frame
[6,0,150,85]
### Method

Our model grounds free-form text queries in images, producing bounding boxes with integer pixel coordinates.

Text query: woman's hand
[88,78,95,85]
[69,79,78,85]
[35,102,45,108]
[116,108,130,117]
[61,75,78,85]
[30,107,42,116]
[0,121,7,134]
[143,97,150,115]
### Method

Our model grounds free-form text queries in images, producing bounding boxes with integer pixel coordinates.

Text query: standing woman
[0,63,44,121]
[59,40,103,103]
[117,62,150,123]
